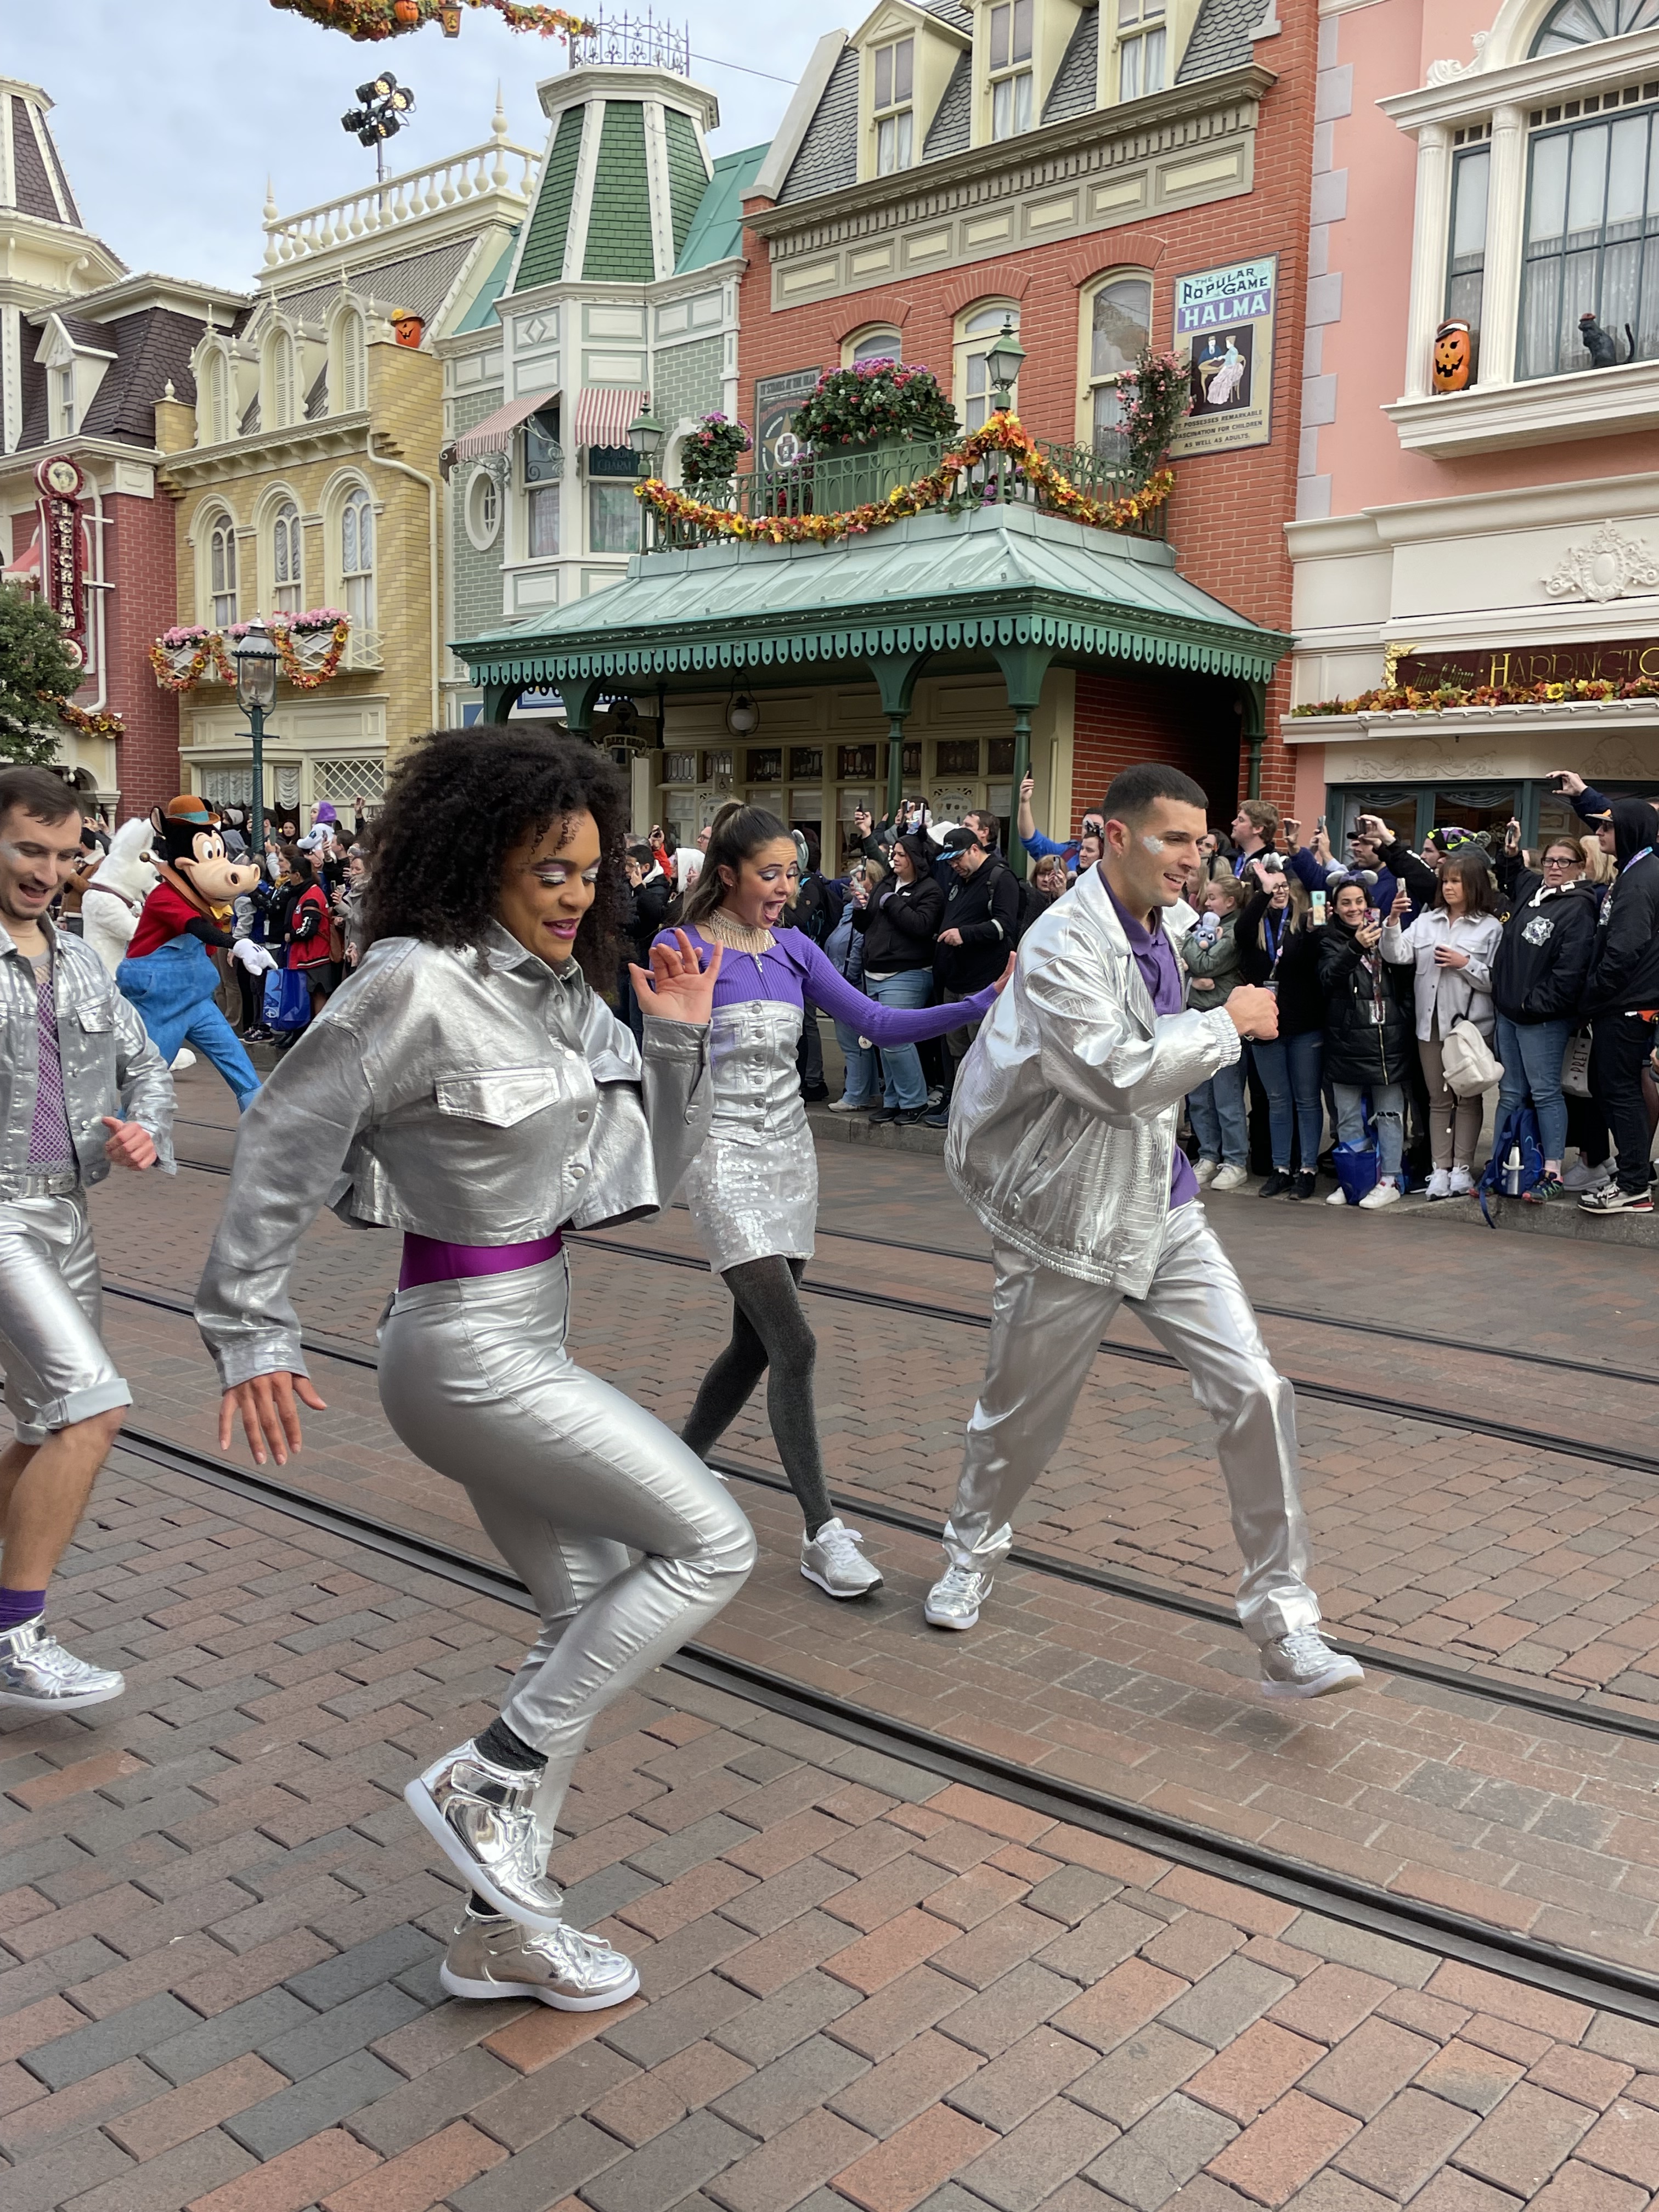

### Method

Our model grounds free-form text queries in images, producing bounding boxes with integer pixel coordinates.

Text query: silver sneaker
[404,1742,565,1931]
[0,1620,123,1711]
[439,1905,639,2012]
[924,1564,993,1630]
[801,1517,882,1599]
[1260,1629,1364,1700]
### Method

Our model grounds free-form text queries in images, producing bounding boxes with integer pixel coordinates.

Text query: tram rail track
[99,1271,1659,1750]
[110,1412,1659,2029]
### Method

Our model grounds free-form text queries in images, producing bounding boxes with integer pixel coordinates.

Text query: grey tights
[681,1256,834,1537]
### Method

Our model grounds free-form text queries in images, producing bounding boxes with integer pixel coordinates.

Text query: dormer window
[55,368,76,437]
[1118,0,1166,100]
[988,0,1032,139]
[874,37,915,173]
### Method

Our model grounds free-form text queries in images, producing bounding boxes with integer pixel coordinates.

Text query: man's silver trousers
[379,1255,755,1855]
[942,1202,1318,1645]
[0,1192,131,1446]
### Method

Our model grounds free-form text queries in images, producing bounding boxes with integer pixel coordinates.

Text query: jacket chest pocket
[434,1067,570,1128]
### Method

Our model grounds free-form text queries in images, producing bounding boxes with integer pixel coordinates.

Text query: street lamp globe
[627,401,665,473]
[986,319,1026,410]
[233,619,280,713]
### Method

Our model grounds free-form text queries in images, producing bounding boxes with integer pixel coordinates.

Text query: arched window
[1083,274,1152,459]
[266,329,296,429]
[845,327,903,366]
[341,486,375,637]
[272,499,302,613]
[204,349,231,445]
[335,309,366,415]
[205,511,238,628]
[1532,0,1659,54]
[955,302,1020,433]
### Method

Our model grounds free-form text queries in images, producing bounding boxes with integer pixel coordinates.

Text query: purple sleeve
[795,938,998,1041]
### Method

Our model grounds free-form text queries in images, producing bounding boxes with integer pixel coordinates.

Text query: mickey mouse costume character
[117,798,263,1108]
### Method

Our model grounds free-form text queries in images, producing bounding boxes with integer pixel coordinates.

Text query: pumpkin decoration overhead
[269,0,593,41]
[1432,318,1474,393]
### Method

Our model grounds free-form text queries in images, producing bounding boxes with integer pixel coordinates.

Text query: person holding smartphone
[1318,879,1414,1207]
[1382,853,1503,1199]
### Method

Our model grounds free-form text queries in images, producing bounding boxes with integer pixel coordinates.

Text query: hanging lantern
[440,1,462,28]
[1432,319,1474,393]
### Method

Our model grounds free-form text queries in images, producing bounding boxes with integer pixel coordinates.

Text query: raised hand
[631,928,722,1025]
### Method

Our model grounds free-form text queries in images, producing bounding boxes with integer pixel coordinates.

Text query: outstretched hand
[219,1373,328,1468]
[630,928,722,1025]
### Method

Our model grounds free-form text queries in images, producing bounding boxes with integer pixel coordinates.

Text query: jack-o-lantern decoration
[1433,318,1474,393]
[391,311,425,348]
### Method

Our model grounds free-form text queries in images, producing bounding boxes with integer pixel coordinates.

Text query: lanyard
[1622,846,1654,874]
[1263,907,1285,967]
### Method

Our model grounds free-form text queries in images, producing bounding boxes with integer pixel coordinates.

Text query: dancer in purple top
[657,802,1010,1599]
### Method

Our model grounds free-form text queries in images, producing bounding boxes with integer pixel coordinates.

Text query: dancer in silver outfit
[0,768,173,1714]
[198,729,753,2013]
[931,763,1363,1700]
[664,803,1008,1600]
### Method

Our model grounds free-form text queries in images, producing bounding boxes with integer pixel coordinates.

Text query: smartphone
[1367,906,1381,929]
[1311,890,1327,922]
[1316,815,1326,832]
[1547,772,1570,790]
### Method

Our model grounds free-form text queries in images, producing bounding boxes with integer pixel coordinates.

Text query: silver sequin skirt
[681,1117,819,1273]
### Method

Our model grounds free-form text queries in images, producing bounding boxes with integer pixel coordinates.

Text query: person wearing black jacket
[925,828,1020,1126]
[1318,878,1415,1207]
[852,834,943,1124]
[1579,796,1659,1214]
[1489,834,1598,1200]
[1237,864,1326,1199]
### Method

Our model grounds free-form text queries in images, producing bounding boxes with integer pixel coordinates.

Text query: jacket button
[575,1110,590,1124]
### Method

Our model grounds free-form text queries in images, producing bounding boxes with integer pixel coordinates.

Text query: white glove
[232,939,276,974]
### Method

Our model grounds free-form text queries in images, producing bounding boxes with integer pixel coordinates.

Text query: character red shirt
[126,880,212,961]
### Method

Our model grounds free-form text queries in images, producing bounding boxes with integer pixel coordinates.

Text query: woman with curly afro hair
[196,726,755,2016]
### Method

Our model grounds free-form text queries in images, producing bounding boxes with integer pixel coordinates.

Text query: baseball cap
[942,828,979,858]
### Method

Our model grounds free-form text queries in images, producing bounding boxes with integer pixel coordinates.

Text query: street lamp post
[232,619,280,863]
[627,399,665,553]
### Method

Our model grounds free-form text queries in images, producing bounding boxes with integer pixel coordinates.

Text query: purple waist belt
[397,1230,563,1290]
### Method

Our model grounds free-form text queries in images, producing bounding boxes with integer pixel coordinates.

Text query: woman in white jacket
[1383,851,1504,1198]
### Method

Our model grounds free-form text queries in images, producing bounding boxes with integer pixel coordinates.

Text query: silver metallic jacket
[196,925,710,1387]
[0,917,174,1198]
[946,864,1240,1297]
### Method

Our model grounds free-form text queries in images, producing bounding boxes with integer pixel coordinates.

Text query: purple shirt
[27,952,73,1171]
[657,925,998,1045]
[1104,877,1197,1211]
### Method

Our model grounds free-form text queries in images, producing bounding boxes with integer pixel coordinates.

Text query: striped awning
[452,390,557,465]
[574,387,646,451]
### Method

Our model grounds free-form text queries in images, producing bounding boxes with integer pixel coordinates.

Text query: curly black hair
[362,725,627,987]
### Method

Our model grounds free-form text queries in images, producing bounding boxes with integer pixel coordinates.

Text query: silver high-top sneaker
[404,1742,565,1930]
[0,1620,123,1711]
[439,1904,640,2012]
[1260,1629,1364,1700]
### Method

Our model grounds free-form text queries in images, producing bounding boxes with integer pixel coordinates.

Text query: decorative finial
[493,83,509,143]
[163,379,176,401]
[263,176,278,222]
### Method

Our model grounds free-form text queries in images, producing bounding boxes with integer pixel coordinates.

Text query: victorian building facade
[160,105,537,824]
[0,78,241,821]
[438,26,766,735]
[1286,0,1659,852]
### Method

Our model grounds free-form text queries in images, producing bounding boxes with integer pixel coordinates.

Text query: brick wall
[736,27,1315,816]
[450,382,508,648]
[1071,669,1251,833]
[654,334,725,444]
[98,489,182,822]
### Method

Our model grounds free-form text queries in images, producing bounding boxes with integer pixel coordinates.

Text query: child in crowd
[1182,873,1250,1191]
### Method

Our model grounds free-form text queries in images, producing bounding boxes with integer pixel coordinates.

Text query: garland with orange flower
[637,414,1176,548]
[148,631,236,693]
[268,0,592,43]
[270,617,351,690]
[54,698,125,738]
[148,618,349,695]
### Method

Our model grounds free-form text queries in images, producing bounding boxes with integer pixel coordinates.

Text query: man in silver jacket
[0,767,174,1713]
[196,727,753,2015]
[930,761,1362,1700]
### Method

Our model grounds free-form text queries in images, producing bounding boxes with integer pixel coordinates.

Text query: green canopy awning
[453,502,1291,698]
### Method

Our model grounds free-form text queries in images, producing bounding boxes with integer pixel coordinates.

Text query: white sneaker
[440,1906,639,2011]
[800,1518,882,1598]
[1563,1155,1611,1193]
[1425,1169,1452,1200]
[1211,1164,1250,1193]
[1447,1165,1475,1197]
[924,1564,992,1629]
[1261,1628,1364,1700]
[827,1097,870,1114]
[1193,1159,1220,1187]
[1358,1180,1402,1210]
[1325,1186,1350,1206]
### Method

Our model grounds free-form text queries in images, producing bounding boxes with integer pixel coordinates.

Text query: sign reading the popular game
[1170,256,1277,458]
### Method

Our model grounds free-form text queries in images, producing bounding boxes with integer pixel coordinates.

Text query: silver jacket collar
[945,862,1239,1296]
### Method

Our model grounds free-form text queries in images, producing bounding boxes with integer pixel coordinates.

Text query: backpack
[1479,1102,1544,1226]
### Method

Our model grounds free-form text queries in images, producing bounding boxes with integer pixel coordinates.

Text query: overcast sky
[11,1,851,289]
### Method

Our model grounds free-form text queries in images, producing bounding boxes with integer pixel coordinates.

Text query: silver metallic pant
[943,1203,1318,1645]
[379,1255,755,1854]
[0,1192,131,1446]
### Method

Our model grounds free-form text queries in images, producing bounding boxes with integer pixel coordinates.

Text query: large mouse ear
[149,806,165,837]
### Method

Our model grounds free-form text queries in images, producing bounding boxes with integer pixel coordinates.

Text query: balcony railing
[647,436,1168,552]
[341,627,385,672]
[263,133,539,268]
[569,11,691,73]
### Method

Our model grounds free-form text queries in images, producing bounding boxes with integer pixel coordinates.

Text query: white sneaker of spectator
[1447,1165,1475,1197]
[1210,1164,1250,1193]
[1193,1158,1220,1187]
[1357,1179,1401,1210]
[1426,1169,1452,1200]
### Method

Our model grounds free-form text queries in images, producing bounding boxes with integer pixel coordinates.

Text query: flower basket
[680,413,752,490]
[791,361,958,449]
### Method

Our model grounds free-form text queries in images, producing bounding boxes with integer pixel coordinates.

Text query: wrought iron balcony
[645,435,1169,552]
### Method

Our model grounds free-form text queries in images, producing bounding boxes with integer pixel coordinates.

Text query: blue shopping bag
[263,966,312,1032]
[1330,1099,1379,1206]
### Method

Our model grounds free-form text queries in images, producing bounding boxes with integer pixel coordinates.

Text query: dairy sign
[35,454,86,660]
[1170,256,1276,458]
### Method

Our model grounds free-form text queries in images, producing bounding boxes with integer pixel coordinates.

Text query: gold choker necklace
[701,909,775,956]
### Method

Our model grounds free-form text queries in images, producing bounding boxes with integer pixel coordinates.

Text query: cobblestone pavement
[7,1453,1659,2212]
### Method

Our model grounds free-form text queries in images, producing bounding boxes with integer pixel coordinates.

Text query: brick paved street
[7,1453,1659,2212]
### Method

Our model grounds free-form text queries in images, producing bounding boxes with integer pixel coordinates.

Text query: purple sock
[0,1589,46,1634]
